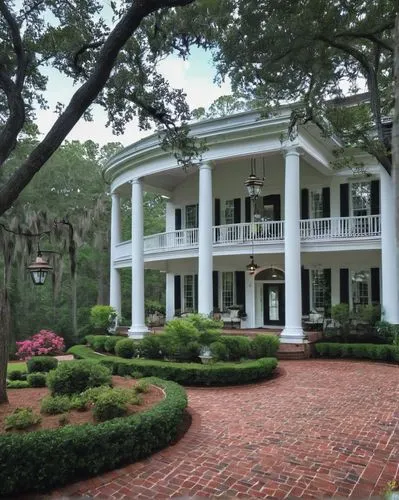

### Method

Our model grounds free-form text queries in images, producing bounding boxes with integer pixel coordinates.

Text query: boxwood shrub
[0,378,187,496]
[115,339,136,359]
[27,373,47,388]
[69,345,278,386]
[27,356,58,373]
[47,360,112,395]
[315,342,399,362]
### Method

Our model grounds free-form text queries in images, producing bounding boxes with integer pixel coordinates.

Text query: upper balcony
[113,214,381,265]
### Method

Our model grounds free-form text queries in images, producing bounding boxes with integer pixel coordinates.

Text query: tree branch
[0,0,195,216]
[72,40,106,77]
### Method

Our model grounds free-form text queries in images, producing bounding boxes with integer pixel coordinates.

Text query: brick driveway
[51,360,398,499]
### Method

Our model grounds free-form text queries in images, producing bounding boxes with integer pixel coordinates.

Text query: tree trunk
[0,290,10,404]
[394,12,399,324]
[71,272,78,342]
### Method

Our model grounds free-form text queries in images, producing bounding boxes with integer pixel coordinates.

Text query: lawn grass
[7,361,27,373]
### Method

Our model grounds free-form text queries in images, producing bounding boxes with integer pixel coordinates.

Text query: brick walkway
[50,360,398,499]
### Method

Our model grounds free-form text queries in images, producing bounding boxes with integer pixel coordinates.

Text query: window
[352,271,370,309]
[185,204,198,228]
[311,270,325,310]
[310,189,323,219]
[351,182,371,217]
[221,272,234,310]
[183,275,195,311]
[224,200,235,224]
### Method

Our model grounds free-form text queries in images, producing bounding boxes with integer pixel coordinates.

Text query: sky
[35,47,231,147]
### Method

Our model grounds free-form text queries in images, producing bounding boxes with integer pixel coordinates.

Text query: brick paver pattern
[52,360,398,498]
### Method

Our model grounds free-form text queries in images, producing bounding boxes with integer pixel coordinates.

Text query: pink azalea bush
[16,330,65,360]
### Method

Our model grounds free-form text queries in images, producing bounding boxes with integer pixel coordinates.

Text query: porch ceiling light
[27,252,53,285]
[246,255,259,275]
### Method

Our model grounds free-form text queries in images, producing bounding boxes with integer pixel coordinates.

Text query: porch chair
[220,308,241,329]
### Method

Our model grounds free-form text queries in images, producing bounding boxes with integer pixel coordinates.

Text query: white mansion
[105,107,398,344]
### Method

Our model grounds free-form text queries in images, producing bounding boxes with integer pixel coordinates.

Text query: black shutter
[214,198,221,225]
[213,271,219,309]
[340,268,349,304]
[196,204,199,228]
[194,274,198,312]
[301,189,309,219]
[340,184,349,217]
[323,268,332,315]
[370,180,380,215]
[371,267,380,304]
[174,275,181,312]
[175,209,182,230]
[235,271,245,309]
[245,197,251,222]
[301,267,310,314]
[274,194,281,220]
[322,187,331,218]
[233,198,241,223]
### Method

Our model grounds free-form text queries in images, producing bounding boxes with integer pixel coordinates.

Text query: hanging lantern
[244,158,264,200]
[27,254,53,285]
[246,255,259,275]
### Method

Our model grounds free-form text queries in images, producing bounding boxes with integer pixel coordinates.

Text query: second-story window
[310,189,323,219]
[185,204,198,228]
[224,200,235,225]
[351,182,371,217]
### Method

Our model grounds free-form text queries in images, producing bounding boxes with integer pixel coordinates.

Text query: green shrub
[69,395,88,411]
[376,321,399,344]
[249,335,280,358]
[104,336,121,353]
[5,408,41,431]
[135,380,150,393]
[69,345,278,386]
[40,395,71,415]
[184,313,222,345]
[8,370,26,381]
[220,335,250,361]
[315,342,399,362]
[210,341,229,361]
[115,339,136,359]
[90,305,116,332]
[27,356,58,373]
[47,360,112,395]
[138,335,164,359]
[7,380,29,389]
[92,389,130,422]
[145,300,166,315]
[27,373,47,388]
[91,336,109,352]
[0,378,187,496]
[58,415,70,427]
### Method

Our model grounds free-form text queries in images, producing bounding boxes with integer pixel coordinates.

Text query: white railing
[144,228,198,252]
[213,221,285,244]
[300,215,381,240]
[140,215,381,255]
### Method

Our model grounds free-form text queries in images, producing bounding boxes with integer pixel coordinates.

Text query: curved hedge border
[0,377,187,496]
[315,342,399,362]
[68,345,278,386]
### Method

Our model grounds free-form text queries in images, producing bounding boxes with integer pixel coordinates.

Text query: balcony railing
[140,215,381,254]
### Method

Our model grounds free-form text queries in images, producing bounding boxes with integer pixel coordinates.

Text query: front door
[263,283,285,326]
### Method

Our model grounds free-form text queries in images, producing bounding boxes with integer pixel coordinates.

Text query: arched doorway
[255,268,285,326]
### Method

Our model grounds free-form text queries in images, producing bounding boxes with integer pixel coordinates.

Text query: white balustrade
[300,215,381,240]
[113,215,381,258]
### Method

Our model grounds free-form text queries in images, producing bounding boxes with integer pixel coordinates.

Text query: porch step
[277,343,310,360]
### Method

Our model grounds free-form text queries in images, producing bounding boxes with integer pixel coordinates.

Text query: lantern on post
[27,252,53,285]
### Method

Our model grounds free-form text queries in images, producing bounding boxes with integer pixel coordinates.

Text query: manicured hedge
[0,377,187,496]
[315,342,399,362]
[68,345,278,386]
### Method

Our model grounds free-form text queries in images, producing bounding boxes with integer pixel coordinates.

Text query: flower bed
[0,377,187,496]
[69,345,278,386]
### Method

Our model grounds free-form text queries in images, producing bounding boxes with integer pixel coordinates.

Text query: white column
[165,200,175,233]
[110,191,122,316]
[245,271,256,328]
[198,163,213,315]
[281,143,304,342]
[166,272,175,320]
[380,168,399,323]
[129,178,149,338]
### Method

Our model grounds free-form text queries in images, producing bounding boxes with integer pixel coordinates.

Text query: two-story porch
[105,109,399,343]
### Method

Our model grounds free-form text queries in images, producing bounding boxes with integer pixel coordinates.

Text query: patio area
[48,359,398,499]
